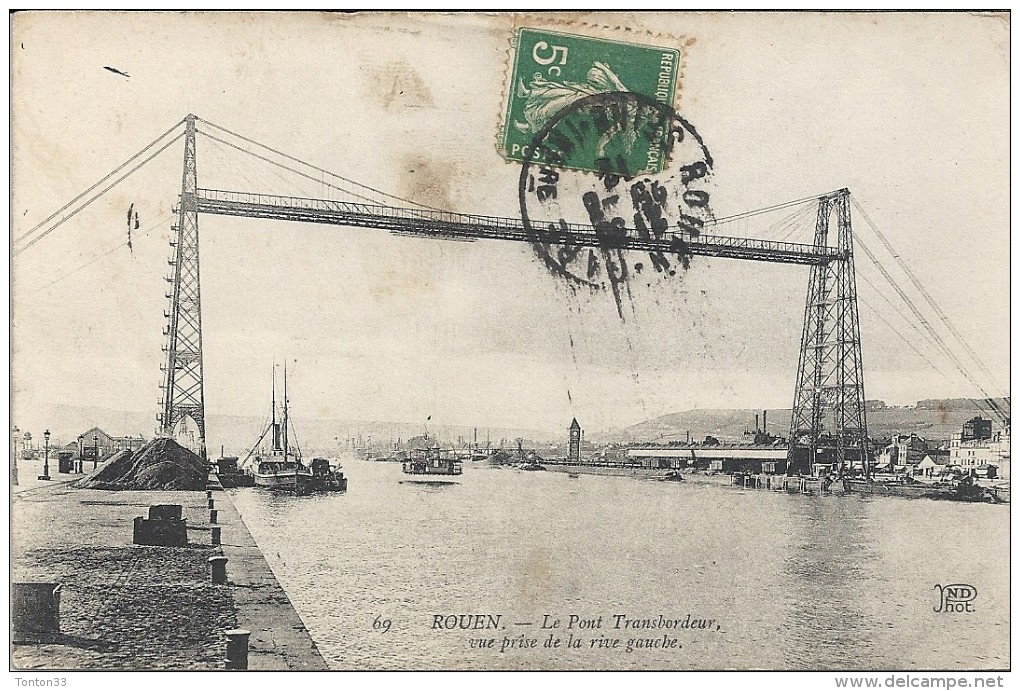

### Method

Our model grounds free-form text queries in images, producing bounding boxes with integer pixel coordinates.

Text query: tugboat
[402,447,463,480]
[243,363,346,494]
[310,457,348,492]
[213,454,254,488]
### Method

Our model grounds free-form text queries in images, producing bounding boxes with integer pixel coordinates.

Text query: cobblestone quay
[11,479,326,670]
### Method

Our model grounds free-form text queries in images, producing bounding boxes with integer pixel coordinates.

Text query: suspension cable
[27,211,174,294]
[196,116,442,211]
[856,271,988,400]
[856,270,942,363]
[856,275,999,421]
[772,204,817,244]
[852,198,1007,415]
[854,232,1006,419]
[707,193,828,226]
[13,118,185,248]
[197,129,386,206]
[13,132,185,257]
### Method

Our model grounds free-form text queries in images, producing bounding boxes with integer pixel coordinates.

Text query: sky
[10,12,1010,446]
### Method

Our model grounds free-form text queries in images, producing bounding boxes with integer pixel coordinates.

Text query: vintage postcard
[9,11,1010,680]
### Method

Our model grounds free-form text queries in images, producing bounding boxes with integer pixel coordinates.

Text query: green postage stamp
[501,27,682,174]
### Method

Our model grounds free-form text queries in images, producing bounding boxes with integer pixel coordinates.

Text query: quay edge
[11,478,328,670]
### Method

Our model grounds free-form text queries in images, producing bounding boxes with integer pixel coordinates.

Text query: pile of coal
[76,438,206,490]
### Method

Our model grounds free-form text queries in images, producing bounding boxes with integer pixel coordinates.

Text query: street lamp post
[39,429,51,480]
[11,426,19,486]
[77,435,84,473]
[93,435,99,470]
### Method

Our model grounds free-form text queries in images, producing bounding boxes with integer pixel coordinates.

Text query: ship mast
[283,361,289,458]
[271,361,281,452]
[283,361,297,492]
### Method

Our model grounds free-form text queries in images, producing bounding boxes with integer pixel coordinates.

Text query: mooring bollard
[211,526,222,546]
[208,555,229,584]
[210,509,218,524]
[12,583,62,640]
[225,628,251,670]
[208,497,215,510]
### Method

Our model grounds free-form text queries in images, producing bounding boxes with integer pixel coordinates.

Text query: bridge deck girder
[194,189,842,267]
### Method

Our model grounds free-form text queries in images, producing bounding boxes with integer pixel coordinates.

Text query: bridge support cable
[856,264,1004,423]
[856,272,946,366]
[704,202,815,249]
[706,193,833,228]
[195,129,388,207]
[851,199,1008,420]
[28,210,175,295]
[853,230,1007,423]
[13,118,186,256]
[198,134,281,200]
[195,116,441,211]
[772,205,823,244]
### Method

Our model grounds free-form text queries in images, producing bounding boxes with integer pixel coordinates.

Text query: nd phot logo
[933,583,977,613]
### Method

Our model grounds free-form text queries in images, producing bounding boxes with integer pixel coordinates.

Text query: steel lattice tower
[158,114,207,459]
[787,189,869,477]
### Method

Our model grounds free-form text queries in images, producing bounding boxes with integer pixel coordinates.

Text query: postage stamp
[517,89,715,315]
[500,27,682,174]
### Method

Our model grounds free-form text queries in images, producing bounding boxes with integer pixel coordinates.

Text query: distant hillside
[23,397,1010,452]
[608,398,1010,445]
[36,404,541,456]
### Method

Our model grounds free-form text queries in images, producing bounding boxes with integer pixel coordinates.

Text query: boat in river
[310,457,348,492]
[986,483,1010,504]
[402,447,463,478]
[213,455,254,488]
[518,444,546,471]
[841,474,993,502]
[243,364,346,494]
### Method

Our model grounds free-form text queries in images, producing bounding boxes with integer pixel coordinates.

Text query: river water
[230,458,1009,670]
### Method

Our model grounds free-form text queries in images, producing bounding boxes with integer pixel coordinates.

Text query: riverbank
[539,462,733,486]
[11,475,327,670]
[536,463,1009,503]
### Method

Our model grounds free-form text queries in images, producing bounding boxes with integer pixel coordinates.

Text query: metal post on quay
[38,429,51,481]
[225,628,251,670]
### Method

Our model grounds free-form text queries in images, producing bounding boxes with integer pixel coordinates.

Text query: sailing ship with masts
[243,363,347,494]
